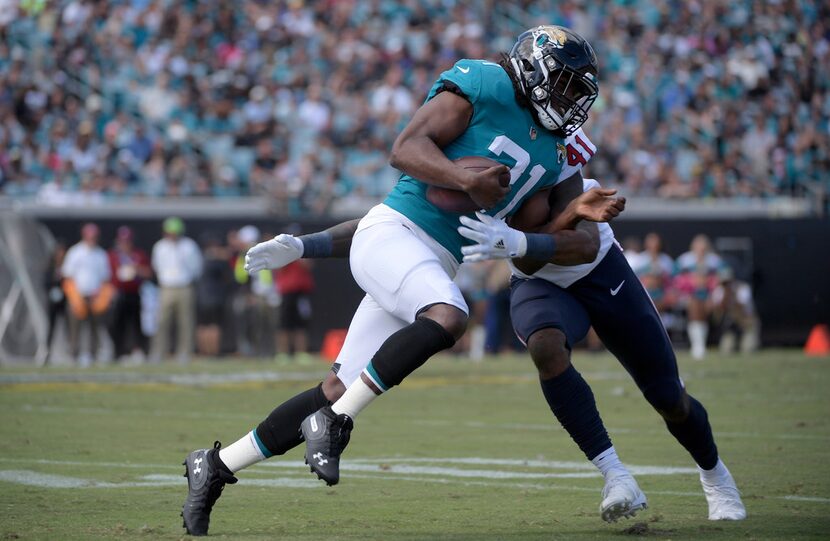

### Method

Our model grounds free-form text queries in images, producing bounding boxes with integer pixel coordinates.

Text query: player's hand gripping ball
[426,156,510,213]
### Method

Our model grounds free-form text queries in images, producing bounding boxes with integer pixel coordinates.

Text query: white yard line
[349,456,700,474]
[258,458,698,477]
[781,495,830,503]
[0,457,181,470]
[0,470,320,489]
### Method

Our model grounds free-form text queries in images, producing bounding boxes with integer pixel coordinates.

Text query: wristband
[524,233,557,261]
[298,231,333,258]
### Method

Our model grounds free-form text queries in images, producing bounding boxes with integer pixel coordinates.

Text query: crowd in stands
[1,1,828,212]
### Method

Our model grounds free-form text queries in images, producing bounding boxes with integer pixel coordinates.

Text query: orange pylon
[321,329,348,362]
[804,324,830,356]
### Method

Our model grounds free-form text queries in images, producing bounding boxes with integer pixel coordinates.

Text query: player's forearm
[512,227,598,273]
[512,213,600,270]
[548,228,599,265]
[549,203,583,232]
[390,136,473,190]
[299,219,360,258]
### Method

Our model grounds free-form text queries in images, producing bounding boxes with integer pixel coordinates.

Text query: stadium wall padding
[38,217,830,349]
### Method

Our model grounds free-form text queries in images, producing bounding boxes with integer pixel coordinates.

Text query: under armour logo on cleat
[313,452,328,466]
[193,457,203,474]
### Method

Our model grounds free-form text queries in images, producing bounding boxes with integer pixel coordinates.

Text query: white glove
[458,212,527,263]
[244,234,304,273]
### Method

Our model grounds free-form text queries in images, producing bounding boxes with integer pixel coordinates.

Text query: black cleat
[300,406,353,486]
[181,441,237,536]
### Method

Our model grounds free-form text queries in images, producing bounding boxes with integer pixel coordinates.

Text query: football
[425,156,511,213]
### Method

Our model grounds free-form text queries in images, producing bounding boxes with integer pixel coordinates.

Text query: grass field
[1,349,829,540]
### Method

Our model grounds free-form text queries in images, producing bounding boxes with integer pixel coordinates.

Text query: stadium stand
[0,0,827,214]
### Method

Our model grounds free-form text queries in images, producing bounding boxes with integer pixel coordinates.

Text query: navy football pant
[511,245,719,469]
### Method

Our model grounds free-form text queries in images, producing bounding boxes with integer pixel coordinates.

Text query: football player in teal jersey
[180,26,622,535]
[294,26,612,487]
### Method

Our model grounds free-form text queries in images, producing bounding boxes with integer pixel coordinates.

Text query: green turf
[1,349,828,540]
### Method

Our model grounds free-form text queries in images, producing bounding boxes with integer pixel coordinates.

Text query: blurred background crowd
[48,219,755,365]
[1,0,828,213]
[48,219,316,365]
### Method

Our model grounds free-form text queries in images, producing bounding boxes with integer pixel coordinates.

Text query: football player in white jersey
[458,139,746,522]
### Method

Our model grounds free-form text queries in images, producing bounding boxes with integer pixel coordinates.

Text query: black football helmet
[508,25,599,135]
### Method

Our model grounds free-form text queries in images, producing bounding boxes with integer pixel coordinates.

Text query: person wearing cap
[108,226,151,362]
[232,225,279,357]
[61,223,112,366]
[710,267,760,354]
[150,217,203,363]
[195,233,233,357]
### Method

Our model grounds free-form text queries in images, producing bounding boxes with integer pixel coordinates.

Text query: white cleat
[700,465,747,520]
[600,473,648,523]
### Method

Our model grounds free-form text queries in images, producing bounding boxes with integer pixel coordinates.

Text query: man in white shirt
[150,217,203,363]
[61,223,111,365]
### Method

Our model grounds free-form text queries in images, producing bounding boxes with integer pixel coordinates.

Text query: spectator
[369,65,414,117]
[196,233,233,357]
[275,225,315,363]
[236,225,280,357]
[453,260,491,361]
[1,2,826,206]
[44,239,67,362]
[622,236,644,270]
[249,139,279,198]
[108,226,151,363]
[127,125,154,165]
[61,223,112,366]
[150,217,203,364]
[483,260,522,354]
[229,225,266,356]
[711,268,760,355]
[675,235,727,360]
[634,232,676,315]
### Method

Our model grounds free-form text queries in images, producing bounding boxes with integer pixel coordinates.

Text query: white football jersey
[510,129,617,288]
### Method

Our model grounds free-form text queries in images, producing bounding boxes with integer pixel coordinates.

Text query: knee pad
[643,382,690,423]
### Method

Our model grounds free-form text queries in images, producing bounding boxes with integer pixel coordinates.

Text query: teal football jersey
[384,59,567,262]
